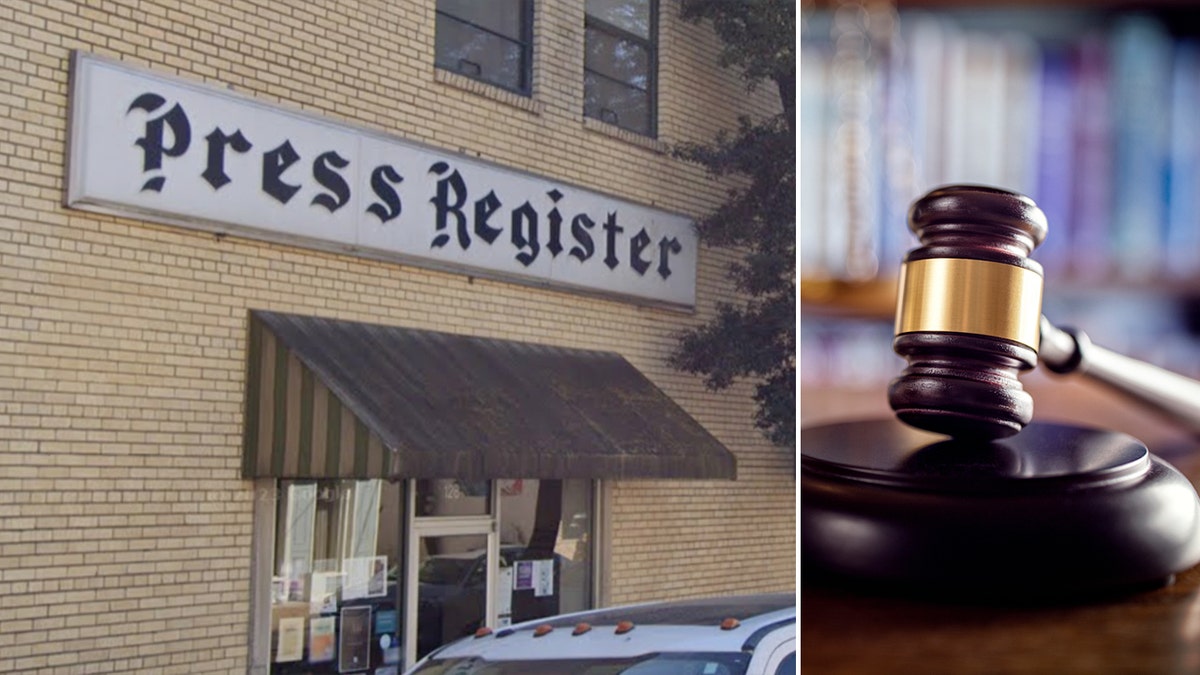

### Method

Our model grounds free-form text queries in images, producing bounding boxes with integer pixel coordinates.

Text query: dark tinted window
[418,556,476,585]
[435,0,532,94]
[583,0,656,136]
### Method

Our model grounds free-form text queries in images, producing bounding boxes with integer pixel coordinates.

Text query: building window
[255,478,595,671]
[434,0,533,95]
[584,0,657,136]
[266,479,404,673]
[498,479,593,619]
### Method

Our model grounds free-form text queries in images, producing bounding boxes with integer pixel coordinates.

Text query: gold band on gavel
[895,257,1044,352]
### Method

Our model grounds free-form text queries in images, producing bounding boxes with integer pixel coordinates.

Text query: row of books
[801,8,1200,283]
[800,319,901,388]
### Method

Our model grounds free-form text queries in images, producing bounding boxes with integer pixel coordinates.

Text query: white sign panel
[66,52,698,308]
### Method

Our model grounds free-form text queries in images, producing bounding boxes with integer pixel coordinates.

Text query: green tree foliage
[671,0,795,447]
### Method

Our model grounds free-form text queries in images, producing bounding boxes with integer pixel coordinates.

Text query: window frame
[407,488,498,667]
[249,477,603,673]
[583,0,659,137]
[434,0,535,96]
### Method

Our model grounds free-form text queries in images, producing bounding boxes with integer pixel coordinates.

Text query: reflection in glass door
[405,490,497,671]
[399,479,595,669]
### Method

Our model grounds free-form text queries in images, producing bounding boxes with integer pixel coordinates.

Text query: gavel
[890,184,1200,440]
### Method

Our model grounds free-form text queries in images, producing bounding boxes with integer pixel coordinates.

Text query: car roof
[426,545,528,559]
[424,592,796,661]
[425,545,527,561]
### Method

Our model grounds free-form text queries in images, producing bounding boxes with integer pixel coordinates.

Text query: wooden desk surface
[801,441,1200,674]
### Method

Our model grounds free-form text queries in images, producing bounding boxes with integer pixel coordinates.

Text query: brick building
[0,1,795,673]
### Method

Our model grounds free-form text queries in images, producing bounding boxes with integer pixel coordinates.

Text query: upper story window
[435,0,533,95]
[584,0,657,137]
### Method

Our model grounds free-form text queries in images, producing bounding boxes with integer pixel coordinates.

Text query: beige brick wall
[0,1,794,673]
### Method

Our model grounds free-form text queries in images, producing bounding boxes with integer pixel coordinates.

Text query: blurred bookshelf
[800,1,1200,446]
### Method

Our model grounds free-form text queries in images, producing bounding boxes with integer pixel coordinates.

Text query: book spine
[806,10,1199,288]
[1068,33,1115,281]
[1166,39,1200,279]
[1031,46,1076,278]
[904,13,950,193]
[1108,15,1172,280]
[1001,35,1043,205]
[876,18,919,275]
[800,41,833,278]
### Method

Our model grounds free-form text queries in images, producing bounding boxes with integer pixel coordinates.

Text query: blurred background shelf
[801,0,1200,447]
[800,277,897,318]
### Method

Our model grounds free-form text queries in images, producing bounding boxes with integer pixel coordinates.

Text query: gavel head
[889,185,1049,439]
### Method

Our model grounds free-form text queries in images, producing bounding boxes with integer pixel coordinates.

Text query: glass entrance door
[398,479,596,669]
[404,481,497,669]
[410,532,492,661]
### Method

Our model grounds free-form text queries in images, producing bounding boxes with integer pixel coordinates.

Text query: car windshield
[408,653,750,675]
[419,557,476,585]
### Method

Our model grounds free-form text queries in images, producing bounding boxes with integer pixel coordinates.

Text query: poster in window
[311,571,344,615]
[514,560,533,591]
[309,615,336,663]
[275,616,305,663]
[343,555,388,600]
[338,605,372,673]
[533,559,554,597]
[375,609,399,665]
[496,566,514,627]
[368,556,387,597]
[313,558,340,574]
[342,557,367,601]
[272,577,288,603]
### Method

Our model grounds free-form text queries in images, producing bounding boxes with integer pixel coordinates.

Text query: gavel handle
[1039,316,1200,435]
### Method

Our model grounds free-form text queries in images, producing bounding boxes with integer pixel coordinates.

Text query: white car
[403,592,796,675]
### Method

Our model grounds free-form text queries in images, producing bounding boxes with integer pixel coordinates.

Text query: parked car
[404,592,796,675]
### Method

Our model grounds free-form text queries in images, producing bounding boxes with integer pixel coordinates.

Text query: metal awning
[241,310,736,481]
